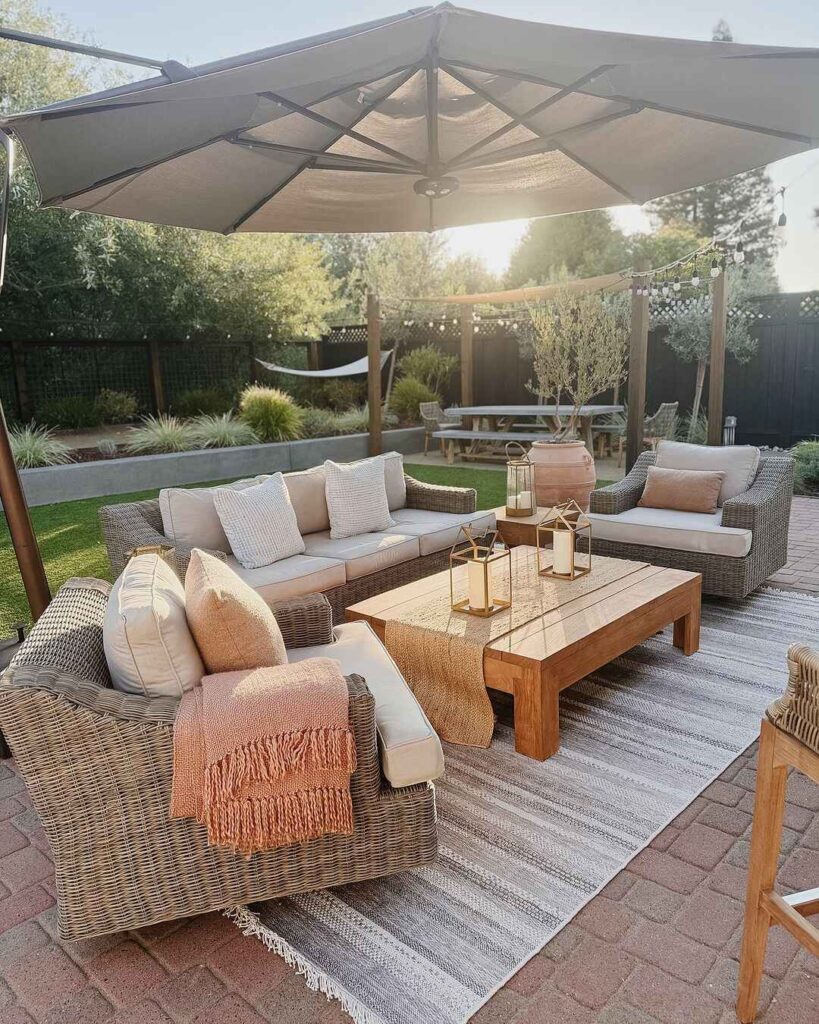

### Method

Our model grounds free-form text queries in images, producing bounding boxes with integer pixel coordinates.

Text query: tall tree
[645,20,779,264]
[506,210,629,287]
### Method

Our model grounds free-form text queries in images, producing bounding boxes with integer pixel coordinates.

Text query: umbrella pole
[0,402,51,621]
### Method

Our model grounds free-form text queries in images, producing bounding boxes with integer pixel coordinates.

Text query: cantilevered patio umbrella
[0,2,818,618]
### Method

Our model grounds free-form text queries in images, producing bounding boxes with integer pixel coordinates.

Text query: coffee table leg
[514,665,560,760]
[673,597,701,656]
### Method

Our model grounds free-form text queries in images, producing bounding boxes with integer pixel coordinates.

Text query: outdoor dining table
[444,404,625,453]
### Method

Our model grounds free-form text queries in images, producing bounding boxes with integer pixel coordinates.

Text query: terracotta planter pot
[529,440,596,512]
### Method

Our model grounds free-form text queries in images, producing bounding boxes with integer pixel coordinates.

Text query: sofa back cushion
[283,465,330,536]
[104,553,204,697]
[379,451,407,511]
[159,476,268,553]
[185,549,287,674]
[655,440,760,505]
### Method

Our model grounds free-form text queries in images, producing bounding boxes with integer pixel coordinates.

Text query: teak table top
[346,548,702,760]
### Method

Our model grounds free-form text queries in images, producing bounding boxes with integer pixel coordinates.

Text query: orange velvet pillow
[638,466,725,514]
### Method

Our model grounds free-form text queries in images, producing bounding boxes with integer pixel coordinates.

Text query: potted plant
[526,288,627,509]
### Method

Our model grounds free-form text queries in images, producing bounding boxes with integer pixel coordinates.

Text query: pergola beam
[367,293,382,457]
[626,263,650,471]
[460,304,475,406]
[707,268,728,445]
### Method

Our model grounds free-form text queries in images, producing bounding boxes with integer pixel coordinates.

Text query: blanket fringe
[207,786,354,855]
[206,727,357,804]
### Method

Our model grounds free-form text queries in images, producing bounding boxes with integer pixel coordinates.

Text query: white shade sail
[2,3,818,234]
[256,350,392,377]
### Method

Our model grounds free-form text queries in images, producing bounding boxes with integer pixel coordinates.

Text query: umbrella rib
[229,138,418,173]
[446,105,642,172]
[554,142,637,203]
[229,64,422,232]
[257,89,425,170]
[441,63,616,167]
[445,58,814,146]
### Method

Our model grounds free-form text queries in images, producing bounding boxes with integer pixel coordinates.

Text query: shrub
[189,413,259,449]
[97,439,119,458]
[95,389,139,423]
[321,378,366,411]
[125,415,198,454]
[388,376,439,423]
[10,423,74,468]
[333,404,398,435]
[300,406,338,439]
[36,396,102,429]
[793,440,819,496]
[238,385,303,442]
[172,388,234,418]
[398,344,458,395]
[675,409,708,446]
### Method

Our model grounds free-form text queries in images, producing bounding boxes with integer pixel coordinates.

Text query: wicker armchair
[589,451,794,598]
[99,474,478,623]
[419,401,462,456]
[0,581,437,942]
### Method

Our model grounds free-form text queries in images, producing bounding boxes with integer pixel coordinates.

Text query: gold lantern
[450,526,512,618]
[536,500,592,581]
[505,441,535,517]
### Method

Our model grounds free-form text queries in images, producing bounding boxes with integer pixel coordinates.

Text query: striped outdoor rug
[228,588,818,1024]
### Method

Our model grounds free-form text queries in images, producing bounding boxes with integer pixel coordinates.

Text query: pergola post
[460,304,474,406]
[707,267,728,446]
[0,401,51,620]
[367,292,382,456]
[625,262,650,472]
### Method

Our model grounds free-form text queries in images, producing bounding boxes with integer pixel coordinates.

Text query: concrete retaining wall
[20,428,425,507]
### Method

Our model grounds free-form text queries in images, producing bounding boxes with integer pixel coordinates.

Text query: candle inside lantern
[553,529,574,576]
[518,490,532,512]
[467,558,488,610]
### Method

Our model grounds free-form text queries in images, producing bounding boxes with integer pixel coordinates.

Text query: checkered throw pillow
[324,458,395,539]
[213,473,305,569]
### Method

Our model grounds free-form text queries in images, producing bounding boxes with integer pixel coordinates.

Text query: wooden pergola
[366,268,730,468]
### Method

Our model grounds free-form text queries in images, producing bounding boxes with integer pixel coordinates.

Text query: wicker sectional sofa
[99,453,495,621]
[588,449,794,599]
[0,581,440,940]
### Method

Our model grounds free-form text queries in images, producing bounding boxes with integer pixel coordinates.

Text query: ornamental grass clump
[11,423,74,468]
[388,376,438,423]
[125,414,198,454]
[238,385,304,442]
[189,413,259,449]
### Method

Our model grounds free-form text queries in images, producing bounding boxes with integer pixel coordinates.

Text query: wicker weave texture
[0,581,437,941]
[767,644,819,755]
[587,452,793,598]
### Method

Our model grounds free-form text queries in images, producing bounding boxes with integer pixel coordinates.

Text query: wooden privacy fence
[320,291,819,449]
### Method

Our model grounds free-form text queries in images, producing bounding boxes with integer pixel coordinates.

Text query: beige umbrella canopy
[3,3,819,235]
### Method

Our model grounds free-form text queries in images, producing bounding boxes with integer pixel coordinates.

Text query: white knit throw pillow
[324,458,395,539]
[213,473,305,569]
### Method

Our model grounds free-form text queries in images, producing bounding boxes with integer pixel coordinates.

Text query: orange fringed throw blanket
[170,658,356,855]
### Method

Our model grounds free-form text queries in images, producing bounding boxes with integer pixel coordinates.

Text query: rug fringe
[223,905,383,1024]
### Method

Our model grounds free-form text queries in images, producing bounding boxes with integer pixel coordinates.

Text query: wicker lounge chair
[588,450,793,598]
[0,581,438,941]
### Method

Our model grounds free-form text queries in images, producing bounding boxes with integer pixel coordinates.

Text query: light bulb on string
[710,258,721,279]
[673,275,681,292]
[775,187,787,239]
[733,241,745,265]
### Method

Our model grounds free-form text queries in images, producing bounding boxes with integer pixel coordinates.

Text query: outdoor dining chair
[420,401,462,456]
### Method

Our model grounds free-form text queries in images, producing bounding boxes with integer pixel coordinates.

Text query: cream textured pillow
[213,473,305,569]
[185,549,287,673]
[324,458,395,539]
[104,553,204,697]
[159,475,269,553]
[638,466,725,514]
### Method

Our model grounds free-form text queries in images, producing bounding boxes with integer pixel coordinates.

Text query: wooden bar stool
[737,643,819,1022]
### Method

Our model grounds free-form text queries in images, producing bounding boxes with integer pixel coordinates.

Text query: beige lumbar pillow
[104,553,204,698]
[324,457,395,539]
[185,549,287,674]
[213,473,305,569]
[638,465,725,515]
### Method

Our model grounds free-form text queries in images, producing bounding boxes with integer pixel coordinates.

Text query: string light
[673,275,681,292]
[776,187,787,238]
[733,241,745,265]
[710,257,721,279]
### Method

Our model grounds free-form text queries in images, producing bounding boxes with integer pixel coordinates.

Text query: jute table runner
[384,551,644,747]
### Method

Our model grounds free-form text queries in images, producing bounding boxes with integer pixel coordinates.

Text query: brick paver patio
[1,498,817,1024]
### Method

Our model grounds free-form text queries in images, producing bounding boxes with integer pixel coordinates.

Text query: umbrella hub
[413,175,459,199]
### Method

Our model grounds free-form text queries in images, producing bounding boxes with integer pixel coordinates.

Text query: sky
[22,0,819,288]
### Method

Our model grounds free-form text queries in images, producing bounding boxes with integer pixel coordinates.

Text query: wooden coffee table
[346,548,701,761]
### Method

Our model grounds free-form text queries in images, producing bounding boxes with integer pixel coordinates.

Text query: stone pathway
[1,499,818,1024]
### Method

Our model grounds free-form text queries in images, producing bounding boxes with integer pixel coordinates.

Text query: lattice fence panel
[160,342,253,406]
[24,344,153,418]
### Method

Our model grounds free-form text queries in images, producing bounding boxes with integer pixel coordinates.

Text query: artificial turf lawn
[0,464,612,636]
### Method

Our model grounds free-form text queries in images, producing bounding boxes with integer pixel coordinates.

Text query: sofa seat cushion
[225,553,346,604]
[303,531,420,581]
[287,621,444,787]
[587,507,752,558]
[387,508,497,555]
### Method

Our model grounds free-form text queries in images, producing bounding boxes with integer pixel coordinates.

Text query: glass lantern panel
[506,464,521,498]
